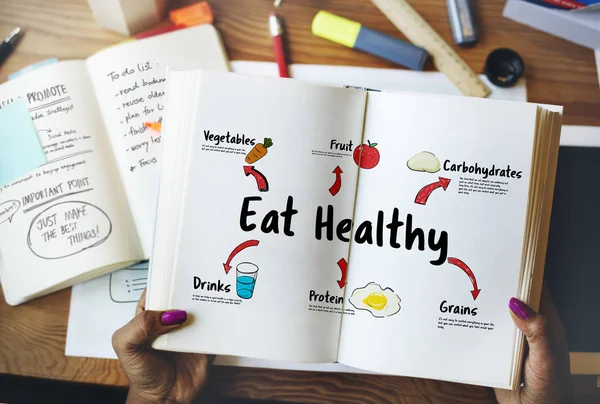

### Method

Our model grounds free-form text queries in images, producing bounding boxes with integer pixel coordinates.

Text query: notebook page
[151,71,366,362]
[337,92,539,387]
[0,61,142,305]
[86,25,229,257]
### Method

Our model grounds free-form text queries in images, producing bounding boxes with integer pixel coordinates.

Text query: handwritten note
[0,60,142,305]
[106,61,164,173]
[86,25,230,256]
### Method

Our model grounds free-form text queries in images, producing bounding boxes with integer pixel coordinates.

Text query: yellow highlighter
[312,11,429,71]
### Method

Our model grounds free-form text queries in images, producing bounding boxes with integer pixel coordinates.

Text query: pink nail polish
[161,310,187,325]
[509,298,534,320]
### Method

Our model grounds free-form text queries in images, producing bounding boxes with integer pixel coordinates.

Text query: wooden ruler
[371,0,491,98]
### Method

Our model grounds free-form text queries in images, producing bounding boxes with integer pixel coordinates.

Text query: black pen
[0,28,24,67]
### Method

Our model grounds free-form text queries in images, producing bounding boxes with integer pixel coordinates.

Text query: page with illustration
[336,92,540,387]
[86,25,230,256]
[153,71,367,362]
[0,61,143,305]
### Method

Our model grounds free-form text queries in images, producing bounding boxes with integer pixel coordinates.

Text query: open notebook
[147,70,562,389]
[0,25,229,305]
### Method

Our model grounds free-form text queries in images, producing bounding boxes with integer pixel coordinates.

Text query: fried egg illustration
[349,282,401,318]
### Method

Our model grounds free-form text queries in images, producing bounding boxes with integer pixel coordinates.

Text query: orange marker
[144,122,162,133]
[170,2,214,27]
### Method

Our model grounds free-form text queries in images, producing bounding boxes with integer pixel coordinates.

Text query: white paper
[66,62,529,373]
[231,61,528,102]
[560,124,600,147]
[66,262,148,359]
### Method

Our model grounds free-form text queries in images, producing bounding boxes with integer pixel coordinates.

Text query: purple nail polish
[509,297,534,320]
[161,310,187,325]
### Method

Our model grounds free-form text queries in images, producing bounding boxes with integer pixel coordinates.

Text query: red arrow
[244,166,269,192]
[448,257,481,300]
[414,177,451,205]
[337,258,347,289]
[329,166,343,196]
[223,239,260,274]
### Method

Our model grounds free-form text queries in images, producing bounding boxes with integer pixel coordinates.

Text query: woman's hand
[112,290,212,404]
[495,290,572,404]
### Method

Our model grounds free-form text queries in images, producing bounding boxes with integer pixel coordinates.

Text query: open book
[0,26,229,305]
[148,70,562,389]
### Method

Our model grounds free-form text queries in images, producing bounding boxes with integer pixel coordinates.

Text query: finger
[136,289,147,315]
[508,297,553,362]
[113,309,187,355]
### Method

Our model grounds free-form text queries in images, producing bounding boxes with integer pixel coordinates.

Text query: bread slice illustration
[407,151,441,173]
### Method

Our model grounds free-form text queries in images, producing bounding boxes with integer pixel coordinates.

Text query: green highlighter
[312,11,429,71]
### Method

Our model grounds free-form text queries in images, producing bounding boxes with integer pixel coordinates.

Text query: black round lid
[484,48,525,88]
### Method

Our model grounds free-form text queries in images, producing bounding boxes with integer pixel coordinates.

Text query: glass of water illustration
[236,262,259,299]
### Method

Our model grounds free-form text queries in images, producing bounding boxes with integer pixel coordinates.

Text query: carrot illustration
[245,138,273,164]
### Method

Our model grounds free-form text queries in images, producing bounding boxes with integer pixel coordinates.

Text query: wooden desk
[0,0,598,403]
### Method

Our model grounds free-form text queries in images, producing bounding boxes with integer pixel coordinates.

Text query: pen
[269,13,289,78]
[446,0,479,47]
[0,28,24,67]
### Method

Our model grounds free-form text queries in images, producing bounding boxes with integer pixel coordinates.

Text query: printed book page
[65,62,529,372]
[86,25,230,257]
[152,71,367,362]
[336,92,540,387]
[0,61,143,305]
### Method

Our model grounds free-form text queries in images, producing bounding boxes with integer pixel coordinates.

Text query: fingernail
[509,298,534,320]
[161,310,187,326]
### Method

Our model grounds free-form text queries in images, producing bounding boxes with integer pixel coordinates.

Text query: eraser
[170,2,214,27]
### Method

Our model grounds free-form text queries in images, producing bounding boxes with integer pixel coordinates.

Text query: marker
[311,11,428,71]
[269,13,289,78]
[0,28,24,68]
[144,122,162,133]
[446,0,479,47]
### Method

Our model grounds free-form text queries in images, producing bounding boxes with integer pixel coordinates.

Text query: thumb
[113,309,187,355]
[508,297,552,361]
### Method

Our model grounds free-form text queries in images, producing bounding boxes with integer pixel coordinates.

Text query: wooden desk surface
[0,0,598,403]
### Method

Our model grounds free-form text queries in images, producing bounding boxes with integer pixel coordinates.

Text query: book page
[86,25,230,256]
[0,61,143,305]
[337,92,539,387]
[152,71,366,362]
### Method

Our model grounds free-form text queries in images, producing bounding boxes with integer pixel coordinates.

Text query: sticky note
[0,99,46,187]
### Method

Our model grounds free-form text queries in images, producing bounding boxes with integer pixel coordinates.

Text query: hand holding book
[495,293,572,403]
[113,290,211,404]
[112,290,572,401]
